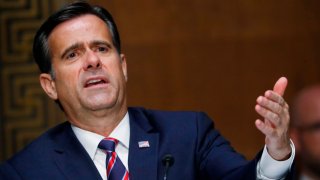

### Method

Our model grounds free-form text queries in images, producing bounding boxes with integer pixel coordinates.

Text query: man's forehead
[47,14,112,51]
[50,14,106,34]
[48,14,113,57]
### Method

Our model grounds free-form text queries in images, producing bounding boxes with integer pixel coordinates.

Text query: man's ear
[120,54,128,81]
[39,73,58,100]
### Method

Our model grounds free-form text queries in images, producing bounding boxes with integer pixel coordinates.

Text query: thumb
[273,77,288,96]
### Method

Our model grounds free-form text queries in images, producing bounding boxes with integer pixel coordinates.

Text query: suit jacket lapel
[128,108,159,180]
[52,122,102,180]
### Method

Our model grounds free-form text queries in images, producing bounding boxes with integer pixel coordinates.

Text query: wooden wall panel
[1,0,320,162]
[92,0,320,159]
[0,0,68,161]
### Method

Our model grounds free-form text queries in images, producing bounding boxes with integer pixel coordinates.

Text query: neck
[67,105,127,137]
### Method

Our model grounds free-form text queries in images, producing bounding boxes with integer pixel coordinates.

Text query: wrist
[267,145,291,161]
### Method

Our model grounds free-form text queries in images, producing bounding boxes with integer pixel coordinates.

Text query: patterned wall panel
[0,0,68,162]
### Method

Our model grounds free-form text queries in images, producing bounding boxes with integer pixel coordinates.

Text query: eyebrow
[299,121,320,131]
[91,40,112,48]
[60,42,83,59]
[60,40,113,59]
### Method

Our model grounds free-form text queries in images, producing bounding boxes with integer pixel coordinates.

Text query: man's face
[293,95,320,175]
[298,122,320,174]
[41,14,127,119]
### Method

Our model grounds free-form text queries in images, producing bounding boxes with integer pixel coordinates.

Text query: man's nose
[83,50,101,70]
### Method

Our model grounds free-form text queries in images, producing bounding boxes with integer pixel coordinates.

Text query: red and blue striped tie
[98,138,129,180]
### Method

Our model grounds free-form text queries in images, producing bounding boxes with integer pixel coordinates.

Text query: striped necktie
[98,138,129,180]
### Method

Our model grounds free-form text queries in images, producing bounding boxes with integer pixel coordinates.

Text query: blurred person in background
[291,85,320,180]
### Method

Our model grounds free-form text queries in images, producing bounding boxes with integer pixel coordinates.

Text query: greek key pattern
[0,0,67,161]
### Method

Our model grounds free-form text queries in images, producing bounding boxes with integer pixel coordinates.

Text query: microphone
[162,154,174,180]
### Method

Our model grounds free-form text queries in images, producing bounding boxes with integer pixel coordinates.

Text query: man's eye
[98,46,108,52]
[66,52,77,59]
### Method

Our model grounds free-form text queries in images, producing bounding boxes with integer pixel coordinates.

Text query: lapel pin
[138,141,150,148]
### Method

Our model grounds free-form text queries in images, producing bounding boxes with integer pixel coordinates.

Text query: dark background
[1,0,320,161]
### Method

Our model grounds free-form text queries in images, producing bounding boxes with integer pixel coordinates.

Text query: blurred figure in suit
[291,85,320,180]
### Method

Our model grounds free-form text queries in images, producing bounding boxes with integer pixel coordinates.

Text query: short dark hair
[33,1,121,74]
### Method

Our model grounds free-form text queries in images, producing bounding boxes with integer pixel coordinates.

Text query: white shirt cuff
[257,139,295,179]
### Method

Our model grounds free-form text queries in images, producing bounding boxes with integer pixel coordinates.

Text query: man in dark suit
[0,1,295,179]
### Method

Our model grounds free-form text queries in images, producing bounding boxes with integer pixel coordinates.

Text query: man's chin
[86,101,118,111]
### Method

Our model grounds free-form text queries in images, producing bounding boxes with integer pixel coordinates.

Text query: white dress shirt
[72,112,130,180]
[71,111,294,180]
[257,140,295,179]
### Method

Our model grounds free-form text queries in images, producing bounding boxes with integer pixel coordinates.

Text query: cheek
[54,67,80,92]
[106,61,125,80]
[55,62,80,79]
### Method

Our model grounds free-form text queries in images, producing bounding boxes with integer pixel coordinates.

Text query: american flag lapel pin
[138,141,150,148]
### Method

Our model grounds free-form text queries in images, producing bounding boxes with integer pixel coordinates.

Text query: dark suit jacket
[0,107,294,179]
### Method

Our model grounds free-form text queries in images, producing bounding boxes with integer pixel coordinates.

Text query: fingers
[257,95,282,114]
[256,93,289,124]
[254,77,291,160]
[255,119,273,135]
[255,104,279,127]
[257,91,288,112]
[273,77,288,96]
[255,77,290,135]
[264,90,286,107]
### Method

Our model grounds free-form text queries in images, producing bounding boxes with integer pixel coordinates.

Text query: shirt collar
[71,112,130,160]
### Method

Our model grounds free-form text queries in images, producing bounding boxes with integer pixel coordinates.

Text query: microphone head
[162,154,174,167]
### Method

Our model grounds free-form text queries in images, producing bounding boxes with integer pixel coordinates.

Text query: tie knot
[98,137,119,152]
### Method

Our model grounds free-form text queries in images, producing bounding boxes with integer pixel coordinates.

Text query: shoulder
[4,122,70,164]
[128,107,216,132]
[0,122,71,178]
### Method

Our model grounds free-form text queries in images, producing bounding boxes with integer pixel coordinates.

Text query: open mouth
[84,78,107,88]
